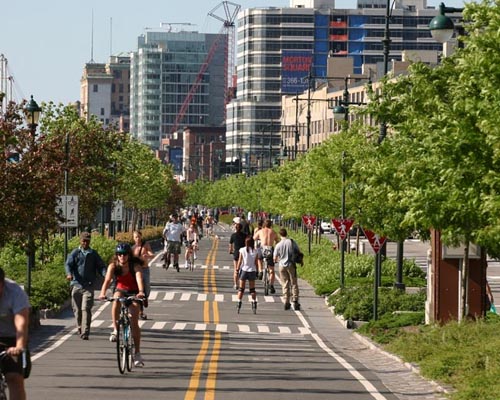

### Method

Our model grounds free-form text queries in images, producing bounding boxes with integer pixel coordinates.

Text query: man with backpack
[273,228,302,311]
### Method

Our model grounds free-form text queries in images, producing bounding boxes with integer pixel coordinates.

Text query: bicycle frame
[107,297,141,374]
[0,352,7,400]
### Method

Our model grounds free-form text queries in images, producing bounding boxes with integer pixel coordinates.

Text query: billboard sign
[281,50,313,94]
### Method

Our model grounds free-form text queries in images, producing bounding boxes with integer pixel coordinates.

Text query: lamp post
[429,3,464,44]
[23,95,42,297]
[331,78,367,288]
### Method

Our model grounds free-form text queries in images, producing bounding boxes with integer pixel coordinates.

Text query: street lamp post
[23,95,42,297]
[332,78,367,289]
[429,3,464,44]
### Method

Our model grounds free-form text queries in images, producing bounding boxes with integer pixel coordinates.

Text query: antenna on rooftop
[90,9,95,63]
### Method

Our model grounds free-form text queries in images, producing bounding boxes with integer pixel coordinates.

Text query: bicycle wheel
[0,375,7,400]
[189,251,194,271]
[263,263,270,296]
[125,322,134,372]
[116,320,126,374]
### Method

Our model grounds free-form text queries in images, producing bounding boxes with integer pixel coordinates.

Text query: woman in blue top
[235,236,258,314]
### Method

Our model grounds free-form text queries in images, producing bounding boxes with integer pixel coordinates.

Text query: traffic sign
[302,215,316,229]
[56,195,79,228]
[364,229,387,254]
[331,218,354,241]
[111,200,124,221]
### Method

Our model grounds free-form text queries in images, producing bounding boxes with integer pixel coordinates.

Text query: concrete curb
[324,296,453,396]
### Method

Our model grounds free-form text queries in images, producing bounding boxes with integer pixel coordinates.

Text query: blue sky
[1,0,465,106]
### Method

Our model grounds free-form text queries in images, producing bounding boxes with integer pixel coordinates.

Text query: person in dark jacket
[64,231,107,340]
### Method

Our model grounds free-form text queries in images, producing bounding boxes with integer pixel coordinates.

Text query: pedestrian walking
[273,228,301,311]
[64,231,107,339]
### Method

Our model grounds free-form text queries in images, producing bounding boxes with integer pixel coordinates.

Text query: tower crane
[170,1,240,134]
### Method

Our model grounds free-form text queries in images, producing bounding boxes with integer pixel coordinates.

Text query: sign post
[364,229,387,321]
[332,218,354,288]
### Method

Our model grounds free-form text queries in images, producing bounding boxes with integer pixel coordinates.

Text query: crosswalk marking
[152,321,166,329]
[197,293,207,301]
[173,322,186,330]
[180,293,191,301]
[149,291,159,300]
[163,292,175,301]
[214,294,224,302]
[90,319,309,335]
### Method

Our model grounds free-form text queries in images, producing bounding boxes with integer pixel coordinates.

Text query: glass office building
[130,30,226,149]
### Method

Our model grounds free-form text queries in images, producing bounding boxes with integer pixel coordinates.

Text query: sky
[1,0,466,106]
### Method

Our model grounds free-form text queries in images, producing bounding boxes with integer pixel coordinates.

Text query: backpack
[290,239,304,266]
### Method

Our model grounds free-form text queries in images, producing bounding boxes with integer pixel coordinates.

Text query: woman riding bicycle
[184,222,199,269]
[99,243,146,367]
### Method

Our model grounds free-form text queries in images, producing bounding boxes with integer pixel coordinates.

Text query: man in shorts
[162,213,185,272]
[0,267,31,400]
[253,219,279,293]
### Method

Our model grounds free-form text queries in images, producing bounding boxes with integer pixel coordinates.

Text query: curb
[324,296,453,396]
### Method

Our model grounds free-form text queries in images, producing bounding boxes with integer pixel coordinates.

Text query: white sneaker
[134,352,144,367]
[193,253,197,260]
[184,262,189,269]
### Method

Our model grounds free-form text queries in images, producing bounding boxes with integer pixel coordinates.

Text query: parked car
[320,220,331,234]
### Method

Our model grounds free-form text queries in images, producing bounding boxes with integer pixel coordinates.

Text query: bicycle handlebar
[103,296,144,303]
[0,349,28,369]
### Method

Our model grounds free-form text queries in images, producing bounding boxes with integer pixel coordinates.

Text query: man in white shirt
[273,228,301,311]
[162,213,185,272]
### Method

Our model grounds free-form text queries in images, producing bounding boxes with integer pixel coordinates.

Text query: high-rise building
[130,29,227,150]
[227,0,453,172]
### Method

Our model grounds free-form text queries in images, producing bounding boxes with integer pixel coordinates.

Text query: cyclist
[235,236,258,313]
[162,213,185,272]
[253,219,279,293]
[0,267,30,400]
[204,214,214,237]
[99,243,146,367]
[132,230,154,320]
[184,222,199,269]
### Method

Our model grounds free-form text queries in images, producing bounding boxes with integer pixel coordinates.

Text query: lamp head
[333,105,347,121]
[24,95,42,128]
[429,14,455,43]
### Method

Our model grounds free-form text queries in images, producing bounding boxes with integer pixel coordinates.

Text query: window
[100,107,105,116]
[93,84,98,93]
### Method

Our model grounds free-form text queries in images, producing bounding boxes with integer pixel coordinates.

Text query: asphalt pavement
[27,226,449,400]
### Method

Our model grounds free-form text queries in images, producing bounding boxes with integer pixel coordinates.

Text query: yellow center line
[185,237,220,400]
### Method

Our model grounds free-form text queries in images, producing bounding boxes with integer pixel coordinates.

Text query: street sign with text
[111,200,124,221]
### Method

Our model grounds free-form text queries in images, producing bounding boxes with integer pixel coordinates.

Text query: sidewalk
[298,277,449,400]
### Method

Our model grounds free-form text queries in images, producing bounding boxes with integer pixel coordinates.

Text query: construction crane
[170,1,240,134]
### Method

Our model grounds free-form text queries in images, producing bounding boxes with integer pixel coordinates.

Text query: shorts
[166,241,182,255]
[239,270,257,281]
[0,338,31,378]
[258,247,275,267]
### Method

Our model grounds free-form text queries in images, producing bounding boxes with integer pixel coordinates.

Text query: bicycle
[106,296,143,374]
[0,350,27,400]
[0,351,7,400]
[184,240,197,271]
[261,249,273,296]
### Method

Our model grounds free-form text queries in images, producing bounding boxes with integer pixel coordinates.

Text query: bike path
[27,225,447,399]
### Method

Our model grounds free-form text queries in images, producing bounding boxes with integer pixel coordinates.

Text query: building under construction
[129,28,227,150]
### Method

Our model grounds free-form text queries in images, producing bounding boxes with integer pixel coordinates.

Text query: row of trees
[185,0,500,258]
[1,101,183,251]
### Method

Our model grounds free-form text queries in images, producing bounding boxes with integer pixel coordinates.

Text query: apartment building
[227,0,453,172]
